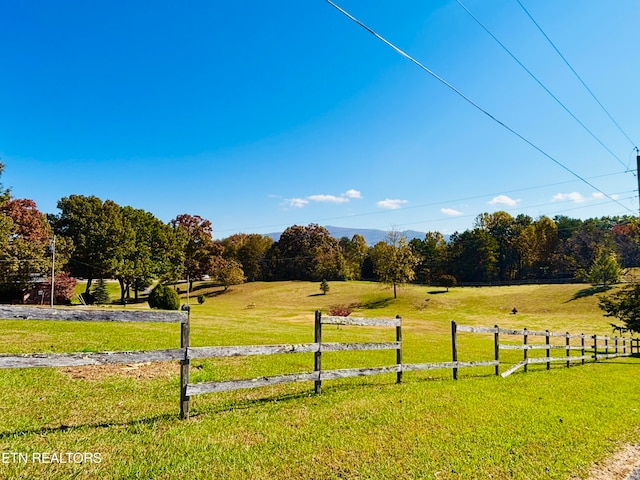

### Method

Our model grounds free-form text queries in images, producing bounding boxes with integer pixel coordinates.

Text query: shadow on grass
[360,297,394,309]
[565,285,612,302]
[0,412,178,440]
[0,382,395,436]
[427,290,448,295]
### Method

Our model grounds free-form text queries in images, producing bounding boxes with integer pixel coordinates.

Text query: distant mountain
[266,225,432,246]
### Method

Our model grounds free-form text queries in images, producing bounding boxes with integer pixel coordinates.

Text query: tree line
[0,161,637,304]
[227,213,635,291]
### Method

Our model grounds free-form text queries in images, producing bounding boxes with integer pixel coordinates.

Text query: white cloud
[553,192,585,203]
[308,194,350,204]
[343,189,362,199]
[279,188,362,208]
[282,198,309,208]
[592,192,619,200]
[441,207,463,217]
[488,195,520,206]
[377,199,408,210]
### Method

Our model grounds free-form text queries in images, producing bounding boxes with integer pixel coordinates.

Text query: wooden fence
[452,321,640,378]
[1,306,638,420]
[183,312,402,418]
[0,305,191,417]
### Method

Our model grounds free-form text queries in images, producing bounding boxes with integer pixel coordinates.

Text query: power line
[214,168,635,235]
[515,0,638,151]
[455,0,630,171]
[386,192,637,233]
[324,0,635,216]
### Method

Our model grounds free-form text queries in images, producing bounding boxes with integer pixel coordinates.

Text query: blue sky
[1,1,639,238]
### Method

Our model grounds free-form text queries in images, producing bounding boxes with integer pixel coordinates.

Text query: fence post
[494,324,500,376]
[623,337,626,355]
[593,335,598,362]
[396,315,402,384]
[615,336,619,357]
[314,310,322,394]
[180,305,191,420]
[545,330,550,370]
[523,328,528,373]
[605,336,609,357]
[581,334,585,365]
[565,332,570,368]
[451,321,458,380]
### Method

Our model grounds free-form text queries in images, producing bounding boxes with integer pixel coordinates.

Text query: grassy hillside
[1,282,638,479]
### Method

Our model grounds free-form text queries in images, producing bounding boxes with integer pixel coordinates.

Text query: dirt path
[577,445,640,480]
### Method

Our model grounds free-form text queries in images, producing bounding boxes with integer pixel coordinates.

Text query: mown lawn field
[1,281,639,479]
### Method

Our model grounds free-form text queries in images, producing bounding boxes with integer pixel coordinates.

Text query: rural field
[1,281,640,479]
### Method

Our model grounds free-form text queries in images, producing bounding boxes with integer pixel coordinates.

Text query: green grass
[1,281,639,479]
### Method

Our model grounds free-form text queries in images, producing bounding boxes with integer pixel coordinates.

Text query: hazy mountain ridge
[267,225,434,246]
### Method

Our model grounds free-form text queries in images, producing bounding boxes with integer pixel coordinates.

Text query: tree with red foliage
[0,198,60,292]
[170,214,223,292]
[30,273,78,305]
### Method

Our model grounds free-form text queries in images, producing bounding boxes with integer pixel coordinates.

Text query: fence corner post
[180,304,191,420]
[546,330,550,370]
[523,328,528,373]
[314,310,322,394]
[396,315,402,384]
[494,324,500,376]
[451,321,458,380]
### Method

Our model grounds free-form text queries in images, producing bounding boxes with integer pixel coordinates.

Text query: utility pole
[50,235,56,307]
[637,149,640,216]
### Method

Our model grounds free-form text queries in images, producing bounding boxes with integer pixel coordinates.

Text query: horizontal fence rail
[0,349,185,369]
[2,305,639,420]
[0,305,188,323]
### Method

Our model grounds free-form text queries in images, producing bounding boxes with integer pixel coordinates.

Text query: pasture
[1,281,639,479]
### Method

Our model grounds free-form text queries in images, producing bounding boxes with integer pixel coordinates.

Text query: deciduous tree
[410,231,447,285]
[114,207,185,303]
[170,214,222,291]
[219,233,272,281]
[210,257,245,291]
[586,249,621,286]
[0,199,55,290]
[339,234,368,280]
[370,231,419,298]
[268,224,345,281]
[52,195,125,294]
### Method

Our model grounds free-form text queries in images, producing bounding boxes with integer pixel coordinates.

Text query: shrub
[197,294,205,305]
[328,304,352,316]
[320,279,329,295]
[148,283,180,310]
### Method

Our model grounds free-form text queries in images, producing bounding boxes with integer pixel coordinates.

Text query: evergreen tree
[92,278,111,305]
[320,279,329,295]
